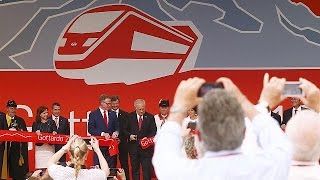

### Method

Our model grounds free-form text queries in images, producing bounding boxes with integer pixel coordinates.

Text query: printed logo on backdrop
[53,5,202,85]
[0,0,319,85]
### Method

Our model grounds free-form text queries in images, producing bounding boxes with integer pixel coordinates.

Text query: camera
[10,119,19,130]
[187,121,197,131]
[83,137,91,145]
[282,81,303,97]
[197,82,224,97]
[109,168,120,177]
[38,169,46,176]
[132,135,138,141]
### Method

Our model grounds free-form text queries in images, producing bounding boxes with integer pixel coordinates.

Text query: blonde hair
[69,138,88,178]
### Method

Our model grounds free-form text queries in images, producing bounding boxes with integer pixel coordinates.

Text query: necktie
[55,117,59,128]
[294,109,298,115]
[138,116,143,130]
[160,120,165,127]
[103,110,108,129]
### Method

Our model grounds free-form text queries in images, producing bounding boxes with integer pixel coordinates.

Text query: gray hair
[134,99,146,107]
[286,110,320,162]
[198,89,245,152]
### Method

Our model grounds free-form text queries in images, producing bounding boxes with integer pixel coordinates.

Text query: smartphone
[109,168,120,177]
[187,121,197,131]
[283,81,303,97]
[197,82,224,97]
[83,137,91,145]
[37,169,46,176]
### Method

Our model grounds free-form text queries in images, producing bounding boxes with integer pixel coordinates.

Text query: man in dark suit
[281,97,308,129]
[271,111,281,126]
[111,95,130,180]
[126,99,157,180]
[88,94,119,168]
[0,100,28,180]
[48,102,70,162]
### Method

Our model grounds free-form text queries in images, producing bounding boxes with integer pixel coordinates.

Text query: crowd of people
[0,95,170,180]
[0,73,319,180]
[153,73,320,180]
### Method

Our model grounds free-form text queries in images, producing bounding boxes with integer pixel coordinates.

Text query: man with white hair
[286,78,320,180]
[153,74,292,180]
[127,99,157,180]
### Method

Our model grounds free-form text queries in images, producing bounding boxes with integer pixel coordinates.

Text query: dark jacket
[0,112,29,180]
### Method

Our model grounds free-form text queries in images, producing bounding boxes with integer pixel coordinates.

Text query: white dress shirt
[288,161,320,180]
[99,107,109,136]
[137,113,143,122]
[155,114,168,132]
[52,115,59,128]
[153,111,292,180]
[292,106,302,116]
[182,116,198,129]
[113,108,119,118]
[99,107,109,121]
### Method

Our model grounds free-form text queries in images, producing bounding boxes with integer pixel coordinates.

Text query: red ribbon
[0,130,118,155]
[139,136,155,149]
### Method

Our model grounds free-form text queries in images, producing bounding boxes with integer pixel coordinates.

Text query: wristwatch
[258,100,270,112]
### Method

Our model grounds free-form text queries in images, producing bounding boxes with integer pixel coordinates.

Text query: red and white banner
[0,130,119,156]
[140,136,155,149]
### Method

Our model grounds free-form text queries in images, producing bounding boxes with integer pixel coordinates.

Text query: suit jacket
[48,115,69,135]
[88,109,119,136]
[117,109,129,141]
[48,116,70,154]
[271,112,281,126]
[0,112,29,179]
[126,111,157,154]
[282,107,308,125]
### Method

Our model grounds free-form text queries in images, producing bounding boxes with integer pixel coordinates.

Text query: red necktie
[138,116,143,130]
[103,110,108,129]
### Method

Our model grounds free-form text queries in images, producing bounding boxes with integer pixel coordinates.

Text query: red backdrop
[0,69,319,170]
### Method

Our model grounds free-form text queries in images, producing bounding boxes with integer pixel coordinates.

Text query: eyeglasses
[102,101,111,105]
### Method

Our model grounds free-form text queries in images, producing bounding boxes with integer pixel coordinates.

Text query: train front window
[69,11,123,33]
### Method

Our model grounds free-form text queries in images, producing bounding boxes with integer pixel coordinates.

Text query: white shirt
[153,112,292,180]
[48,164,106,180]
[182,116,198,129]
[137,113,143,123]
[113,108,119,117]
[288,161,320,180]
[99,107,109,136]
[52,115,59,128]
[292,106,302,116]
[99,107,109,121]
[241,118,262,155]
[154,114,168,132]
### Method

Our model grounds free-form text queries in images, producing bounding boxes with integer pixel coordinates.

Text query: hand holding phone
[187,121,197,131]
[197,82,224,97]
[282,81,304,97]
[82,137,91,145]
[109,168,120,177]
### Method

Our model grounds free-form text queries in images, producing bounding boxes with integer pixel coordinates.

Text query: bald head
[286,110,320,162]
